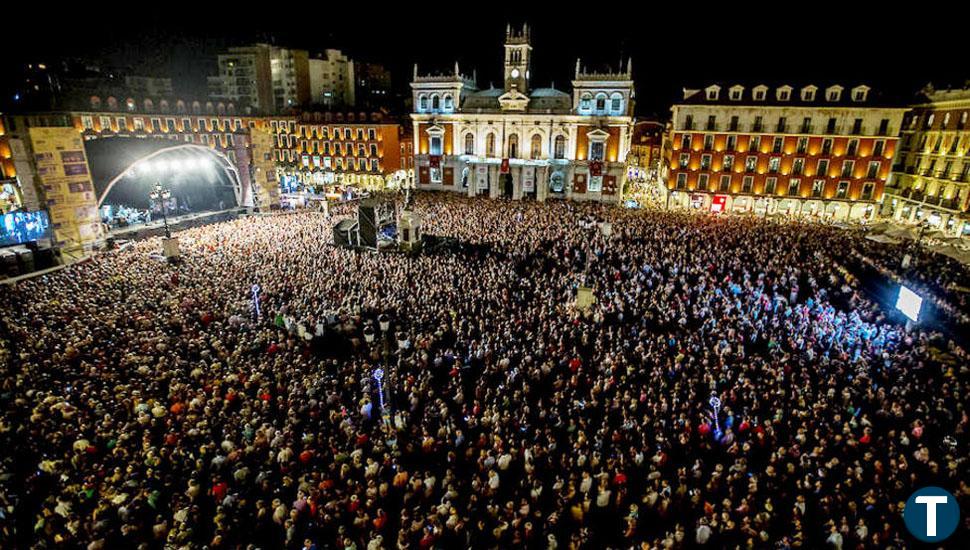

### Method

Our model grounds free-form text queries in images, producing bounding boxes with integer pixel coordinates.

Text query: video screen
[1,210,51,247]
[895,285,923,323]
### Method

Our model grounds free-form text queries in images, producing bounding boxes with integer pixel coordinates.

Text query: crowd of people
[1,193,967,549]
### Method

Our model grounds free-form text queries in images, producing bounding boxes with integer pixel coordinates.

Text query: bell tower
[503,23,532,94]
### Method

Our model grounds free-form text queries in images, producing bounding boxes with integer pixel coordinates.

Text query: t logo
[903,487,960,542]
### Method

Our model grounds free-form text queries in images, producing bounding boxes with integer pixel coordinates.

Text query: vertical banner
[475,164,489,191]
[28,127,102,251]
[522,166,535,192]
[250,129,280,209]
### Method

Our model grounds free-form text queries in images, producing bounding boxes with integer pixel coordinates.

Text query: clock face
[510,68,520,78]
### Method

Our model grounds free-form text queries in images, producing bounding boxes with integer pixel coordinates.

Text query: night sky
[4,4,967,117]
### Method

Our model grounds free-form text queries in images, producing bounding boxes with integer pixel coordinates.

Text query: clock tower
[503,23,532,94]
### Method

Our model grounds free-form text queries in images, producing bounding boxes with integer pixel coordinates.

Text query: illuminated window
[486,134,496,157]
[554,135,566,159]
[508,134,519,158]
[465,133,475,155]
[530,134,542,159]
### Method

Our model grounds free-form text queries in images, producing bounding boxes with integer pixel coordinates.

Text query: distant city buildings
[884,84,970,236]
[665,83,907,219]
[309,49,355,109]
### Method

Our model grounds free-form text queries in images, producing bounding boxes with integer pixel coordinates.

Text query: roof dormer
[752,85,768,101]
[776,85,793,101]
[825,85,844,102]
[728,85,744,101]
[705,85,721,101]
[800,85,818,102]
[851,85,870,102]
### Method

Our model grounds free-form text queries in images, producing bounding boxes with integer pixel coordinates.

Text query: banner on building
[250,129,280,208]
[475,164,489,191]
[429,155,441,168]
[500,158,510,174]
[589,160,603,177]
[711,194,728,213]
[522,166,535,192]
[28,127,102,251]
[602,175,617,195]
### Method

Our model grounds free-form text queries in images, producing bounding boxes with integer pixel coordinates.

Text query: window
[486,134,496,157]
[508,134,519,158]
[765,177,777,194]
[801,117,812,134]
[554,135,566,159]
[776,117,787,133]
[580,93,592,111]
[684,115,693,130]
[133,118,145,131]
[729,116,739,132]
[444,95,454,110]
[418,95,428,110]
[811,179,825,197]
[700,154,711,170]
[841,160,854,178]
[826,117,837,134]
[431,95,440,111]
[681,134,692,150]
[718,174,730,191]
[749,136,761,152]
[429,136,443,155]
[530,134,542,159]
[704,134,714,150]
[117,117,128,131]
[867,161,880,179]
[464,133,475,155]
[821,138,832,155]
[81,116,94,130]
[742,176,753,193]
[768,157,780,173]
[706,116,717,131]
[873,140,884,157]
[430,167,442,183]
[706,88,719,100]
[788,179,801,196]
[697,173,709,191]
[861,182,874,200]
[792,158,804,175]
[726,135,737,151]
[676,173,688,189]
[836,181,849,199]
[166,119,176,132]
[722,155,734,172]
[797,137,808,154]
[595,94,607,111]
[817,159,829,177]
[370,144,378,157]
[846,139,858,157]
[679,153,690,168]
[610,93,623,113]
[730,88,742,100]
[745,156,757,172]
[778,89,790,101]
[590,141,605,161]
[754,88,766,101]
[851,119,863,135]
[773,137,783,153]
[878,119,889,136]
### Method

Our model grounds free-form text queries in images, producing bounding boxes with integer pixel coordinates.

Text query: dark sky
[5,3,967,116]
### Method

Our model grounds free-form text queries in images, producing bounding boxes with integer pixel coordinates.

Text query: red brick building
[666,83,907,219]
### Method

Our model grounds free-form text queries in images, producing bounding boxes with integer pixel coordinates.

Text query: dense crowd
[1,193,968,549]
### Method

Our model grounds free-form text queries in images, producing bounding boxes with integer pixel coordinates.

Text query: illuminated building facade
[883,86,970,236]
[410,24,635,203]
[269,111,404,191]
[666,83,906,219]
[308,50,356,109]
[627,120,664,181]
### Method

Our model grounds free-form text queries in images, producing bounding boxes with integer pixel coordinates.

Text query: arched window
[90,96,102,109]
[530,134,542,159]
[419,95,428,111]
[508,134,519,158]
[595,93,607,112]
[486,133,496,157]
[106,97,118,110]
[579,93,592,111]
[464,133,475,155]
[554,135,566,159]
[444,94,454,110]
[610,93,623,113]
[125,98,136,111]
[431,94,440,111]
[143,99,154,112]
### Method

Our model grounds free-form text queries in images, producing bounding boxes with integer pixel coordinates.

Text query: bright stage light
[895,285,923,323]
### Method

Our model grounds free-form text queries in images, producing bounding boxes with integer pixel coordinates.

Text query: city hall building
[410,25,635,203]
[666,83,907,219]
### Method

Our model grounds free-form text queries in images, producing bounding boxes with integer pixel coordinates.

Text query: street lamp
[148,182,172,239]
